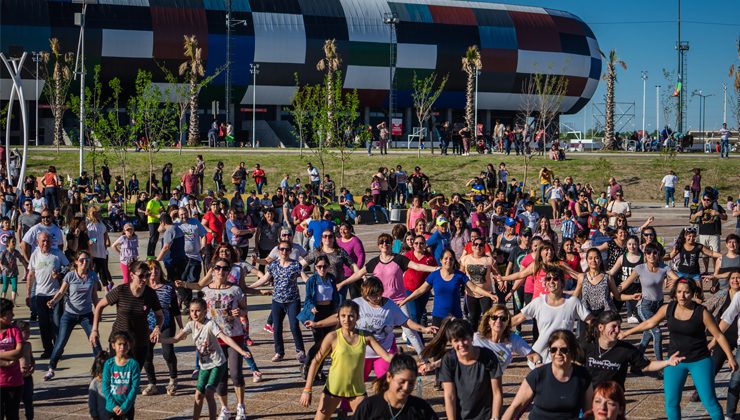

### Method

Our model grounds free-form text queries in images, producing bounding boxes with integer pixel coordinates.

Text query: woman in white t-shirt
[86,206,112,291]
[474,305,542,418]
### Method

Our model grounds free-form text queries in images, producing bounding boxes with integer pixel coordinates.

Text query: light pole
[474,67,480,141]
[72,0,97,176]
[250,63,259,148]
[723,83,727,124]
[383,13,399,146]
[225,0,247,125]
[640,71,647,139]
[655,85,661,140]
[31,51,41,146]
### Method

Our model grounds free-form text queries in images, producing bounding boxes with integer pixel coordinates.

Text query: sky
[502,0,740,133]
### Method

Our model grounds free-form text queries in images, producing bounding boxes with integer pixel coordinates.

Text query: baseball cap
[280,228,292,236]
[436,216,449,226]
[505,217,517,227]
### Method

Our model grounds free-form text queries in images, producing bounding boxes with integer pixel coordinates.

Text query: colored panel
[347,42,388,67]
[509,11,560,52]
[564,76,587,96]
[478,72,516,93]
[356,89,388,108]
[250,0,301,14]
[101,29,153,58]
[473,9,513,27]
[151,6,209,60]
[393,68,434,90]
[428,5,476,26]
[340,0,391,43]
[587,37,600,58]
[303,15,348,41]
[1,0,53,26]
[298,0,344,17]
[550,15,585,36]
[480,49,517,73]
[391,3,433,23]
[98,0,149,5]
[396,43,437,69]
[203,0,250,12]
[517,51,590,78]
[559,33,589,55]
[344,65,390,90]
[252,13,305,64]
[87,4,154,31]
[479,26,517,50]
[589,57,601,79]
[240,85,298,105]
[582,77,599,98]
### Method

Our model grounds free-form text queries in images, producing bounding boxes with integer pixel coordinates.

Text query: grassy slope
[25,148,739,202]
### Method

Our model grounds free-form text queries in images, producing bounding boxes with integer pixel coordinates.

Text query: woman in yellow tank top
[299,300,392,419]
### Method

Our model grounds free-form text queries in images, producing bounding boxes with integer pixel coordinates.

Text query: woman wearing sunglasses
[43,250,102,381]
[474,305,541,418]
[300,255,339,380]
[670,227,722,286]
[305,229,359,301]
[503,329,593,420]
[402,234,437,325]
[639,227,665,259]
[619,242,680,362]
[460,238,498,330]
[620,279,736,420]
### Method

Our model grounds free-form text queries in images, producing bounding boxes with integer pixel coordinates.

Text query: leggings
[1,275,17,293]
[0,385,22,420]
[143,325,177,384]
[466,295,492,332]
[216,343,245,397]
[120,263,130,284]
[93,257,112,288]
[363,342,397,381]
[21,375,33,420]
[664,357,722,420]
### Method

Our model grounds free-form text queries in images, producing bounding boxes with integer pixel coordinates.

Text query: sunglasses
[645,250,659,255]
[413,241,425,246]
[213,265,230,272]
[78,258,91,262]
[278,247,291,252]
[378,240,392,245]
[315,265,328,269]
[490,315,508,322]
[135,271,150,278]
[322,234,334,238]
[642,233,655,237]
[41,216,51,220]
[473,243,485,248]
[545,275,561,282]
[549,346,569,355]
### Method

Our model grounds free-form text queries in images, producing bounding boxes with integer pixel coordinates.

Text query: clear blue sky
[502,0,740,133]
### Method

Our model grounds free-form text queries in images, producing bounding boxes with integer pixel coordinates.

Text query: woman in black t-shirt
[353,354,439,420]
[503,329,593,420]
[670,227,721,283]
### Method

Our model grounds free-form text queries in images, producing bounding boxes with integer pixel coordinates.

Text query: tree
[287,73,319,157]
[411,72,448,157]
[461,45,482,134]
[69,64,107,174]
[127,70,179,196]
[323,73,360,188]
[95,77,133,209]
[316,39,342,147]
[39,38,75,151]
[730,38,740,130]
[601,49,627,150]
[178,35,205,146]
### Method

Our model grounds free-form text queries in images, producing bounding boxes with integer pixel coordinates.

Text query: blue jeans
[256,181,265,194]
[637,299,663,360]
[504,138,511,155]
[271,300,304,356]
[664,357,723,420]
[49,311,101,369]
[404,289,430,325]
[721,140,730,158]
[665,187,675,206]
[541,184,550,204]
[367,139,373,155]
[369,205,389,223]
[43,187,58,211]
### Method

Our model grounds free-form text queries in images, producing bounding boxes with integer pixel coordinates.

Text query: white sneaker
[236,404,247,420]
[665,205,669,208]
[217,407,231,420]
[627,316,639,324]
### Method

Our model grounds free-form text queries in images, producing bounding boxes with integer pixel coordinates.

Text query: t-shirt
[267,243,307,261]
[438,347,503,420]
[521,295,591,360]
[32,197,46,213]
[583,340,649,387]
[178,219,206,260]
[0,249,22,277]
[353,297,407,358]
[146,283,180,331]
[29,248,69,297]
[0,325,23,387]
[352,394,439,420]
[113,235,139,264]
[425,270,469,318]
[633,263,670,302]
[22,223,64,252]
[145,199,164,224]
[162,224,186,264]
[291,204,314,232]
[267,260,302,303]
[202,285,245,339]
[102,358,140,414]
[661,174,678,189]
[62,270,99,315]
[607,201,630,227]
[0,229,14,253]
[426,230,451,264]
[694,203,726,236]
[403,251,436,292]
[182,320,226,370]
[365,254,410,303]
[86,221,108,259]
[473,332,533,371]
[106,284,162,347]
[526,363,592,419]
[307,219,336,248]
[17,212,40,236]
[202,211,226,244]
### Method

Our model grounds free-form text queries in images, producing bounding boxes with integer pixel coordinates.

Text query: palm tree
[461,45,482,134]
[178,35,205,146]
[316,39,341,146]
[729,39,740,130]
[40,38,75,152]
[601,48,627,150]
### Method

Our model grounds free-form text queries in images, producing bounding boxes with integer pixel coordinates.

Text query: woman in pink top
[0,299,24,418]
[405,196,426,230]
[498,241,579,299]
[336,222,366,299]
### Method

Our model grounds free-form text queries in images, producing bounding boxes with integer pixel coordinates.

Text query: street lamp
[691,90,714,143]
[723,83,727,125]
[640,71,647,140]
[655,85,661,140]
[250,63,259,148]
[31,51,41,146]
[72,0,97,177]
[383,13,399,147]
[225,0,247,125]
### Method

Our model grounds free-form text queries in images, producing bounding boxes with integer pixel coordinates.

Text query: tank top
[43,172,57,187]
[620,253,644,294]
[407,208,426,230]
[326,330,367,397]
[498,234,518,258]
[677,244,703,275]
[581,273,616,313]
[719,254,740,274]
[667,301,710,362]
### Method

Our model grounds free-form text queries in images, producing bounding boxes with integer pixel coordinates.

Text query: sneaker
[217,407,231,420]
[296,351,306,364]
[627,316,639,324]
[665,205,669,208]
[245,337,254,346]
[253,371,263,383]
[39,351,51,359]
[191,369,200,380]
[271,353,284,362]
[166,379,177,396]
[235,404,247,420]
[263,324,274,334]
[106,283,114,292]
[43,369,55,381]
[142,383,158,396]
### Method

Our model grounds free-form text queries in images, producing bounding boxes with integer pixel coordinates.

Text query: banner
[391,118,403,136]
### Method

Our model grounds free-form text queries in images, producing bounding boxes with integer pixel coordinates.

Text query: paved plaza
[24,203,737,419]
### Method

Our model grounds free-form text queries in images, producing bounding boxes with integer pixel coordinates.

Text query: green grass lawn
[25,148,739,202]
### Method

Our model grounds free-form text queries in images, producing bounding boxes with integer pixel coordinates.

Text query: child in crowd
[0,217,14,253]
[595,192,608,207]
[498,162,509,191]
[17,321,34,420]
[112,224,138,284]
[0,237,27,303]
[0,298,23,419]
[560,209,577,240]
[727,195,736,212]
[345,202,359,225]
[683,186,691,207]
[102,332,140,420]
[88,351,110,420]
[159,299,253,420]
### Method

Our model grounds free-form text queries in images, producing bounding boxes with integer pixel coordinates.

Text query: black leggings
[93,257,112,287]
[143,325,177,384]
[523,292,538,342]
[306,305,336,374]
[0,385,22,420]
[216,343,245,396]
[467,295,492,332]
[21,375,32,420]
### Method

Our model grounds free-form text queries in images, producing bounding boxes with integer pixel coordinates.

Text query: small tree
[730,38,740,130]
[411,72,448,157]
[316,39,342,147]
[287,73,319,157]
[461,45,482,134]
[324,73,360,188]
[95,77,133,209]
[39,38,75,151]
[127,70,179,195]
[601,49,627,150]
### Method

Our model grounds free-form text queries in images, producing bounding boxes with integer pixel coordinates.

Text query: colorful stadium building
[1,0,601,146]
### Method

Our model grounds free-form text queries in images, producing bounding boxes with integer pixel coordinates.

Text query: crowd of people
[0,153,739,420]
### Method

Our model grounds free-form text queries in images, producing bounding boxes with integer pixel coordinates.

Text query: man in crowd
[145,190,165,258]
[690,191,727,273]
[176,207,206,307]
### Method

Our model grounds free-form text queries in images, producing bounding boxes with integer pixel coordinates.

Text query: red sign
[391,118,403,136]
[240,108,268,113]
